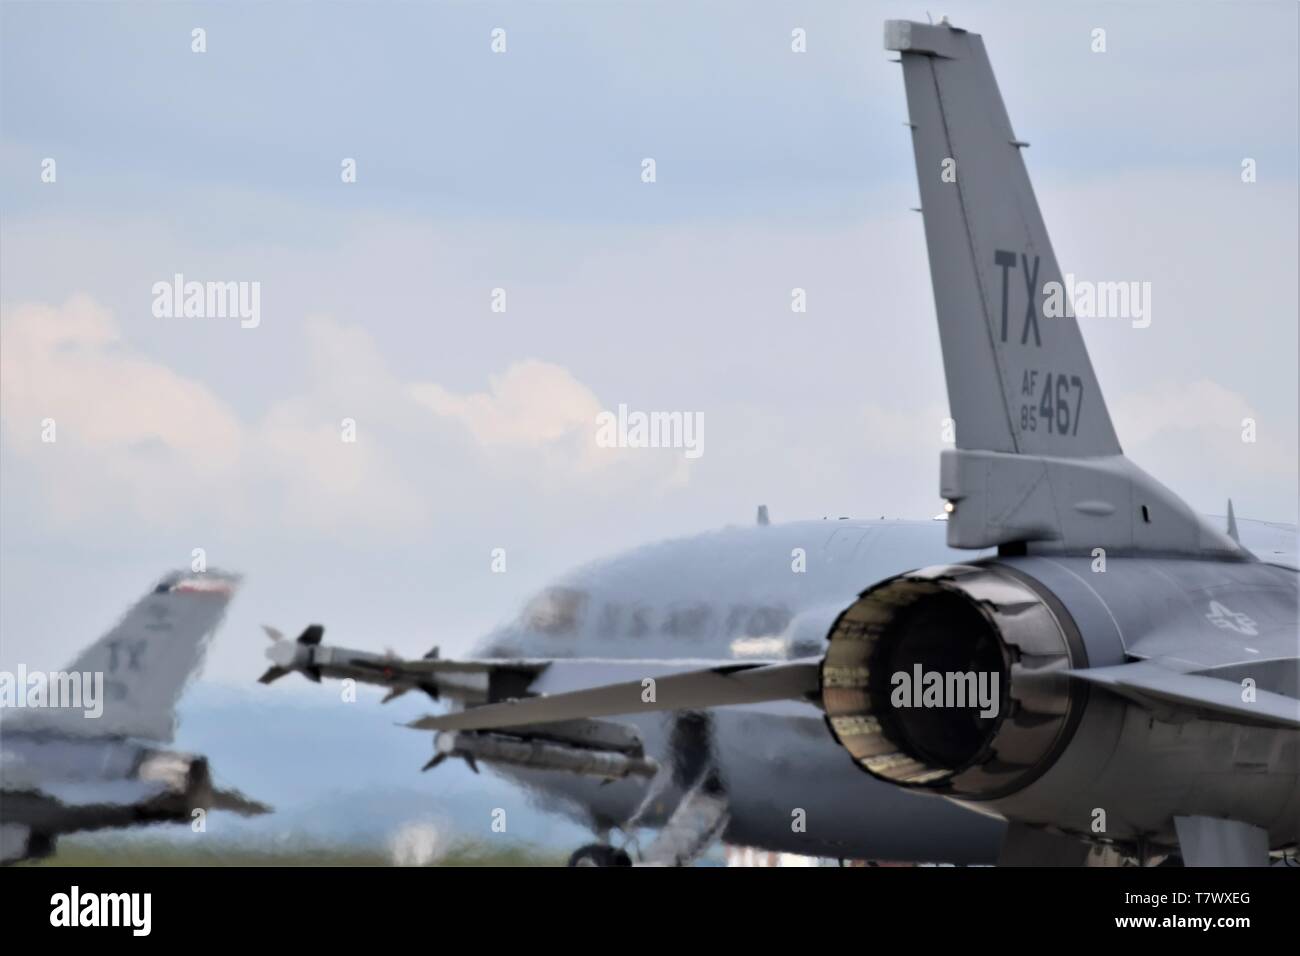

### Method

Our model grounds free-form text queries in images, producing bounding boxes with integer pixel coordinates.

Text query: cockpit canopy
[521,587,588,636]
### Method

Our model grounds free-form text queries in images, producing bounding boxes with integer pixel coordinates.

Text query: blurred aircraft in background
[1,571,266,864]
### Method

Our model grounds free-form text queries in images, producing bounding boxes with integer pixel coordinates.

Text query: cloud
[408,359,694,491]
[1111,379,1296,518]
[0,297,690,537]
[1114,379,1254,448]
[0,295,244,525]
[408,360,602,454]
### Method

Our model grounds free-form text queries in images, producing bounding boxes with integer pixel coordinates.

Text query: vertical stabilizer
[886,21,1241,559]
[5,571,239,741]
[886,20,1120,458]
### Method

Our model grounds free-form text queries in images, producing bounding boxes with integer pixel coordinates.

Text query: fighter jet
[261,523,1013,865]
[1,571,267,864]
[261,20,1298,866]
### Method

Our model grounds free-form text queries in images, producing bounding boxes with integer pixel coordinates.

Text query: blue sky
[2,1,1296,684]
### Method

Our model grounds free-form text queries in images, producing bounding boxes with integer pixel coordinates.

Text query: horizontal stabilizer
[208,787,272,817]
[408,660,822,733]
[1064,661,1300,730]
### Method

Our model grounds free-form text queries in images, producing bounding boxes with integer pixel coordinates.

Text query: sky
[2,0,1296,687]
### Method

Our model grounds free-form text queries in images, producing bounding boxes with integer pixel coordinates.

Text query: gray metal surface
[887,19,1118,458]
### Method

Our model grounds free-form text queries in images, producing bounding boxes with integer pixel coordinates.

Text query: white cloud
[1112,379,1297,508]
[0,295,244,526]
[1115,379,1255,448]
[0,297,690,537]
[408,360,601,453]
[408,359,693,491]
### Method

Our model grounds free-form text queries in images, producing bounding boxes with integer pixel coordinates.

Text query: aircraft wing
[407,659,822,732]
[258,632,822,785]
[262,628,1298,737]
[1063,661,1300,730]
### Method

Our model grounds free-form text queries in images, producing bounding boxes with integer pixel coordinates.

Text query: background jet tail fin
[887,20,1120,459]
[7,571,239,742]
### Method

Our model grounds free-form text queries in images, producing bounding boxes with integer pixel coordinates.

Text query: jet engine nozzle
[820,564,1088,801]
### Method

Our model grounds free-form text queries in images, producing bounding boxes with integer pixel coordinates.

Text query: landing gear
[567,844,632,867]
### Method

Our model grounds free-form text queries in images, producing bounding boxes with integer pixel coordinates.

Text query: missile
[424,730,658,780]
[258,624,324,684]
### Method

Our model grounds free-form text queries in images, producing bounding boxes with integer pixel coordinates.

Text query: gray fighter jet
[261,524,1015,865]
[263,20,1297,866]
[1,571,266,863]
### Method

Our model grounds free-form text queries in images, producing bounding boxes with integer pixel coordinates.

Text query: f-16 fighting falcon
[1,571,267,864]
[261,20,1298,867]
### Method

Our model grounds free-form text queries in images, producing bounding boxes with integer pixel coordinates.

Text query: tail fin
[887,20,1119,458]
[7,571,239,742]
[887,21,1240,558]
